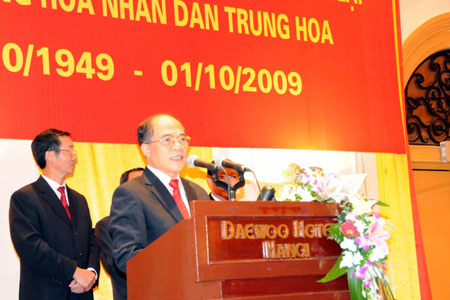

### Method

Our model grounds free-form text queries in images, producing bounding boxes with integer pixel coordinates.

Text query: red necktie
[57,186,71,221]
[169,179,190,219]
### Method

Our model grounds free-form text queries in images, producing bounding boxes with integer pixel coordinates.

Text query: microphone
[257,185,276,201]
[215,156,251,172]
[187,155,220,171]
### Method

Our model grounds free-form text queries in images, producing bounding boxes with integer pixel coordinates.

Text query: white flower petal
[340,237,357,252]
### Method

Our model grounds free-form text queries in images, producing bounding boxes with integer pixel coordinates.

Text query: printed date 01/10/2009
[2,42,114,81]
[161,60,302,96]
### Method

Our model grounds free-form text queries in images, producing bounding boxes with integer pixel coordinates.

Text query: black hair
[120,167,145,185]
[137,114,184,145]
[31,128,71,169]
[137,116,155,146]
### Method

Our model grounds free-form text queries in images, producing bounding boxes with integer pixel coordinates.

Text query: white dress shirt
[147,166,191,216]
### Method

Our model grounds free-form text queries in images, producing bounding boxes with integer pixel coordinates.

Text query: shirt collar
[41,175,68,203]
[210,193,225,201]
[42,174,66,192]
[147,166,180,186]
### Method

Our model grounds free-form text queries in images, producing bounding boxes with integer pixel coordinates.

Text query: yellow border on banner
[376,2,421,299]
[392,0,406,132]
[377,153,421,300]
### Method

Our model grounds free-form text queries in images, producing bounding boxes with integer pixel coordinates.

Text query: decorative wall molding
[403,13,450,82]
[406,50,450,145]
[403,13,450,145]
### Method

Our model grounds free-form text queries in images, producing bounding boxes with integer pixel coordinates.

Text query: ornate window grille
[406,49,450,145]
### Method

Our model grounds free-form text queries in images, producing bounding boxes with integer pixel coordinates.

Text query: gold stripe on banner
[65,142,212,300]
[392,0,405,130]
[388,2,423,298]
[376,153,421,300]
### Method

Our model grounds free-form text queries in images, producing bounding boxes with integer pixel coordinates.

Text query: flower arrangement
[278,163,395,300]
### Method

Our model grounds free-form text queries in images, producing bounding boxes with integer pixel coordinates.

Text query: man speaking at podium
[109,114,208,277]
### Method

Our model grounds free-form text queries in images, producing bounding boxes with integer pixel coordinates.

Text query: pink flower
[341,221,359,237]
[368,217,390,257]
[355,235,371,251]
[353,265,369,280]
[363,279,372,288]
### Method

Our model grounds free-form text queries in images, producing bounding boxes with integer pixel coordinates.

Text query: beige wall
[400,0,450,42]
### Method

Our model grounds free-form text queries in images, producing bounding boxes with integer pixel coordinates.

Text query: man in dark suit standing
[9,129,100,300]
[110,114,209,276]
[95,167,144,300]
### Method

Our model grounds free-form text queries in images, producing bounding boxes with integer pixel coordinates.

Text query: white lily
[340,237,357,252]
[340,250,363,268]
[348,194,377,215]
[280,185,296,201]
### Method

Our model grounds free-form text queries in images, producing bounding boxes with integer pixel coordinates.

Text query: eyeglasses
[145,134,191,147]
[59,148,77,154]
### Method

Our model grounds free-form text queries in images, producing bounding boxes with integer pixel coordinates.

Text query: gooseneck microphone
[257,185,276,201]
[215,156,252,172]
[187,155,221,171]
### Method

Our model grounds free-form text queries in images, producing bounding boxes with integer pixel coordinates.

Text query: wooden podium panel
[128,201,350,299]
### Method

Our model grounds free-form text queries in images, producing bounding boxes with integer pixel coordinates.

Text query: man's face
[48,135,77,177]
[143,116,188,178]
[207,167,239,200]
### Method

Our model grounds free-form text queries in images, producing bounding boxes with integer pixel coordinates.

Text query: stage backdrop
[1,0,404,153]
[2,1,423,300]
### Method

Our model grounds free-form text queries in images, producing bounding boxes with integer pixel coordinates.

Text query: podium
[127,201,350,299]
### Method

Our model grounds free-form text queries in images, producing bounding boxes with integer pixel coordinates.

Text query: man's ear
[141,143,151,158]
[45,150,55,165]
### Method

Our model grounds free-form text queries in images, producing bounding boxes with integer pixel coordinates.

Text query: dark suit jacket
[109,168,209,274]
[9,176,100,300]
[95,216,127,300]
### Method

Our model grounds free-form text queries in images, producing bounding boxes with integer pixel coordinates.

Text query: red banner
[0,0,405,153]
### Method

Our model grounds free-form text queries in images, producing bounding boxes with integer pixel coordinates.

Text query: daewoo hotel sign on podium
[221,214,335,259]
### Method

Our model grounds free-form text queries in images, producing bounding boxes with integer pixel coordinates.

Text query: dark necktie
[169,179,190,219]
[57,186,71,221]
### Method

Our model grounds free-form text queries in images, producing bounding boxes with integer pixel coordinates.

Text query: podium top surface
[190,200,340,218]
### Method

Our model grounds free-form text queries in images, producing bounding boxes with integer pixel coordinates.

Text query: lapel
[181,178,197,202]
[143,168,184,223]
[35,176,72,227]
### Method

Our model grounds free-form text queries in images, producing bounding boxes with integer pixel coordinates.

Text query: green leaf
[328,223,340,235]
[347,272,366,300]
[376,200,389,207]
[317,254,348,283]
[328,223,344,241]
[377,277,395,300]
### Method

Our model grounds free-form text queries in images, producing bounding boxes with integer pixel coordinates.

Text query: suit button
[79,252,83,256]
[74,232,78,237]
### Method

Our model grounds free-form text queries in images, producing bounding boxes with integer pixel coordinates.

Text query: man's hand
[73,267,96,291]
[69,280,86,294]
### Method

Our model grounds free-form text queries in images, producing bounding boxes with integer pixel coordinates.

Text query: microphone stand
[211,169,245,201]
